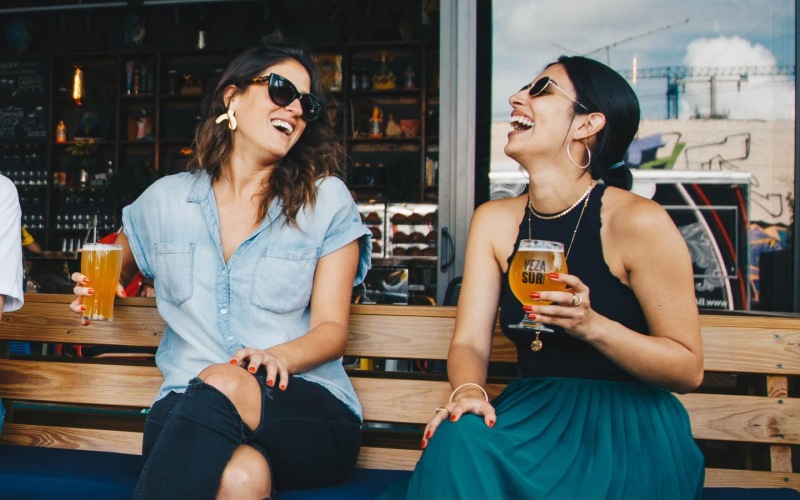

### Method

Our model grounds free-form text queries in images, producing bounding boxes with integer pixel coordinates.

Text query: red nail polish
[279,384,286,391]
[425,431,431,439]
[86,289,94,295]
[420,440,426,449]
[120,291,127,298]
[248,366,256,373]
[522,305,532,312]
[82,277,90,284]
[450,415,456,422]
[267,380,274,387]
[80,305,86,311]
[549,272,560,279]
[489,420,495,428]
[229,359,238,365]
[527,314,537,320]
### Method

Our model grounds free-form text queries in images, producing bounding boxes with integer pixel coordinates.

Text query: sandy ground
[491,119,796,225]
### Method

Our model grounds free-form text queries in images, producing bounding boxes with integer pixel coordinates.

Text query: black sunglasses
[250,73,322,121]
[521,76,588,111]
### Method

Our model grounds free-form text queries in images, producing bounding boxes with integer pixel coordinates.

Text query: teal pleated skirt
[377,377,704,500]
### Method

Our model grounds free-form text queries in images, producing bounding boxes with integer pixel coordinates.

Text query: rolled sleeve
[317,178,372,285]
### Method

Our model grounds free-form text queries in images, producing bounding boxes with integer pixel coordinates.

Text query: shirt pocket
[251,246,320,313]
[154,242,195,306]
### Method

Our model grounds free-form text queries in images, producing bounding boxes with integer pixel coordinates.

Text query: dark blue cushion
[704,488,800,499]
[2,445,796,499]
[0,445,141,500]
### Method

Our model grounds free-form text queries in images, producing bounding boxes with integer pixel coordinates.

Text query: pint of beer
[81,243,123,321]
[509,239,568,308]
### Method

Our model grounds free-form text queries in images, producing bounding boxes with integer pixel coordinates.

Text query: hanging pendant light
[72,64,84,106]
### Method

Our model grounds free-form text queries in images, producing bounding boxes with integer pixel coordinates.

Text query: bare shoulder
[470,196,526,234]
[601,186,676,238]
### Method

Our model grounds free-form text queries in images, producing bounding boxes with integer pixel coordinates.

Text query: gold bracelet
[449,382,488,403]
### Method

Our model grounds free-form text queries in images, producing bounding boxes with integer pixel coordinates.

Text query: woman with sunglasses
[379,56,704,499]
[69,34,371,499]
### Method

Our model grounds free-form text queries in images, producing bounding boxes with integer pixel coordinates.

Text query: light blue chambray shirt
[123,171,371,419]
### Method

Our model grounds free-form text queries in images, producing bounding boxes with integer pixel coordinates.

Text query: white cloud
[678,36,794,120]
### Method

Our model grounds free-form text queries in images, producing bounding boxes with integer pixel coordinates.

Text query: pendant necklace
[525,182,595,351]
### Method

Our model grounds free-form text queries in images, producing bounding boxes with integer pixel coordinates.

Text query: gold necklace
[527,182,594,260]
[528,182,595,220]
[524,183,594,352]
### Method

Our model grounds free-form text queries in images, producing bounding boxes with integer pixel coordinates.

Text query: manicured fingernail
[425,431,431,439]
[267,379,274,387]
[549,272,560,279]
[527,314,537,320]
[420,440,427,449]
[279,384,286,391]
[82,277,90,284]
[522,305,532,311]
[229,359,238,365]
[450,415,456,422]
[120,291,127,298]
[489,420,495,428]
[530,292,540,299]
[86,289,94,295]
[248,366,256,373]
[80,305,86,311]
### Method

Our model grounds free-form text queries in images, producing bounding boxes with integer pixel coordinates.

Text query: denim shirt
[123,171,371,418]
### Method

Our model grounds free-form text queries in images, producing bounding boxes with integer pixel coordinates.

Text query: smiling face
[226,59,312,165]
[504,64,584,166]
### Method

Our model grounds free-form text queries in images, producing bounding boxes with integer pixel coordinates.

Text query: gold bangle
[449,382,488,403]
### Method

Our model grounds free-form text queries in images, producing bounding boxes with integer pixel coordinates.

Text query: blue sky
[491,0,796,120]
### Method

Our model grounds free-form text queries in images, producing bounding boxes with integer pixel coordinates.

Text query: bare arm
[231,240,360,388]
[424,199,522,444]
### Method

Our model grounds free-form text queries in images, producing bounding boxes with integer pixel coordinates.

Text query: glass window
[489,0,796,312]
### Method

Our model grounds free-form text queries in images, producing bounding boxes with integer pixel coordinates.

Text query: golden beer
[81,243,123,321]
[509,240,568,306]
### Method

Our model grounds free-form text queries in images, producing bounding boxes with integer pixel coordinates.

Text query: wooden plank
[701,327,800,375]
[704,468,800,489]
[347,314,454,360]
[0,359,161,408]
[352,378,505,424]
[1,294,164,348]
[0,423,142,455]
[356,446,420,471]
[677,393,800,445]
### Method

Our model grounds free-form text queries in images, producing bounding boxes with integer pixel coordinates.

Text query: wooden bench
[0,293,799,496]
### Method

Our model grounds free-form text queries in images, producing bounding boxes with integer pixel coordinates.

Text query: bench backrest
[1,294,799,489]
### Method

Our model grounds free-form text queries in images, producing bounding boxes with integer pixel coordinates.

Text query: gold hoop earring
[215,108,237,131]
[566,140,591,169]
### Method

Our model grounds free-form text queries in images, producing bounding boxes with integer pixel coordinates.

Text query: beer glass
[508,240,568,350]
[81,243,123,321]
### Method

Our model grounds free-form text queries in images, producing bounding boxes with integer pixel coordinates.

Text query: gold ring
[571,294,583,307]
[435,406,450,415]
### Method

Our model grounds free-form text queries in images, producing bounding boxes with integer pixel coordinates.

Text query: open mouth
[271,119,294,135]
[510,115,533,131]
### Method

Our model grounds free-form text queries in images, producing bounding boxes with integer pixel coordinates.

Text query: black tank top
[499,184,649,381]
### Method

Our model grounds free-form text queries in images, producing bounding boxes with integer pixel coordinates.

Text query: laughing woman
[379,56,704,499]
[71,34,371,499]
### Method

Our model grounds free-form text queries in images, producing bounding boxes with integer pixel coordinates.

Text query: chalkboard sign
[0,104,47,141]
[0,60,48,99]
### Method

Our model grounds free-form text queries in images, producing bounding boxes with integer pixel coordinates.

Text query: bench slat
[0,423,142,455]
[357,446,420,471]
[677,393,800,445]
[704,468,800,489]
[0,359,160,407]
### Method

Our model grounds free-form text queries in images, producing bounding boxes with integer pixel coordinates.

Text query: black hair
[555,55,640,190]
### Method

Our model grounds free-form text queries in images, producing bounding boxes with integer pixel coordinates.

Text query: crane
[581,19,690,66]
[616,65,796,118]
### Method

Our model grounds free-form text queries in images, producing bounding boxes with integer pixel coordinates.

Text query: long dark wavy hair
[553,55,641,190]
[189,33,344,227]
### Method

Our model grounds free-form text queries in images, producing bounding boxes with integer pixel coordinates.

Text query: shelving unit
[1,38,441,298]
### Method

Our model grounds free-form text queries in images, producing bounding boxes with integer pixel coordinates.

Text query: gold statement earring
[215,108,237,131]
[566,141,591,169]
